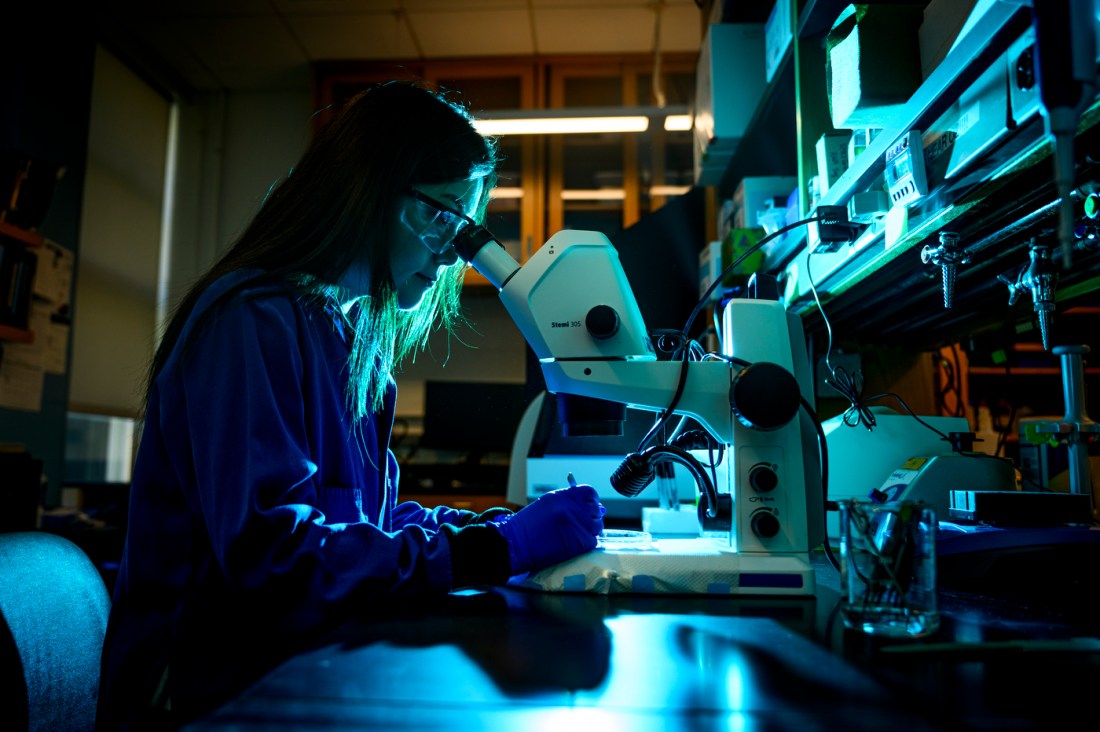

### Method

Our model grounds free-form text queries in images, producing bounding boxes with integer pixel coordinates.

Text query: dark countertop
[186,551,1100,731]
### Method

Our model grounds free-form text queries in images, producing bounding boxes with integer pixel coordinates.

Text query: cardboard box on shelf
[826,4,925,129]
[731,176,798,230]
[765,0,793,83]
[815,132,851,197]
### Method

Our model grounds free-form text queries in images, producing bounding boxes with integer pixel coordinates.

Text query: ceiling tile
[530,0,694,7]
[656,5,705,51]
[403,0,530,9]
[183,16,310,90]
[408,9,536,58]
[104,0,274,19]
[98,0,704,92]
[107,16,227,90]
[289,13,421,60]
[534,6,698,55]
[274,0,401,14]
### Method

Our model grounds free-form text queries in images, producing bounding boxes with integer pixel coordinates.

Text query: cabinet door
[314,62,542,284]
[547,59,695,238]
[314,55,695,269]
[430,66,544,267]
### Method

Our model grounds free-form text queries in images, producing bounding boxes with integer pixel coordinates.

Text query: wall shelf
[811,2,1030,213]
[0,219,44,247]
[730,0,1100,354]
[969,367,1100,376]
[0,324,34,343]
[0,220,42,342]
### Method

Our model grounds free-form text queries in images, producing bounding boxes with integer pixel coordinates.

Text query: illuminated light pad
[512,538,815,595]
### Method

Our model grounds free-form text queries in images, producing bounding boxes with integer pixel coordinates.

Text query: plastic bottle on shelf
[974,401,998,455]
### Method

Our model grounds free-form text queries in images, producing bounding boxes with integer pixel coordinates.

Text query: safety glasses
[405,188,478,255]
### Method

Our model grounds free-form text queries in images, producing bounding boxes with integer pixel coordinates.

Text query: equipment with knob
[585,304,620,339]
[751,509,780,538]
[749,463,778,492]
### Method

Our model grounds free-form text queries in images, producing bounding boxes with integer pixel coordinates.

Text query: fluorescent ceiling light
[649,185,691,196]
[476,116,648,135]
[560,189,626,201]
[491,186,524,199]
[474,105,689,136]
[663,114,692,131]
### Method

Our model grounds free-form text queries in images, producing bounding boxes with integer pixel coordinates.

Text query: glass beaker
[839,500,940,638]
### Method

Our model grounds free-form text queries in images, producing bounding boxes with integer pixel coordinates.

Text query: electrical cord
[994,400,1017,458]
[992,356,1017,458]
[637,215,826,453]
[806,243,879,431]
[932,345,968,420]
[625,214,839,557]
[801,396,839,572]
[806,240,1002,464]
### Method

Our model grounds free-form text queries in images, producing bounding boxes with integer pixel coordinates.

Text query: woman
[96,82,604,730]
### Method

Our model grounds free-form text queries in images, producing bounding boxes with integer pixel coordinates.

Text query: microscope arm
[541,359,735,444]
[457,226,736,438]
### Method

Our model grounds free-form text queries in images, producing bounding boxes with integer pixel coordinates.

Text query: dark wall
[2,8,96,507]
[611,187,706,334]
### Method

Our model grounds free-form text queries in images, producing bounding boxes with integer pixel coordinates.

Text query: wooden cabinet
[314,60,543,285]
[313,53,696,283]
[546,58,696,236]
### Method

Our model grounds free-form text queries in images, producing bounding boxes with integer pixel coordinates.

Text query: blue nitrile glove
[490,484,605,575]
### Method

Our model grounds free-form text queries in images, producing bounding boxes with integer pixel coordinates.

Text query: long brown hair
[148,81,499,416]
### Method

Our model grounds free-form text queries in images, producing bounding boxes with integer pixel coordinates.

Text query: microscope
[454,226,824,595]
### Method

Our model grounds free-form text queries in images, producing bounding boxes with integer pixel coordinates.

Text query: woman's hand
[490,484,605,575]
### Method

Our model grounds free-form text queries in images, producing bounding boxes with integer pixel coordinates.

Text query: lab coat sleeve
[392,500,481,530]
[164,293,454,630]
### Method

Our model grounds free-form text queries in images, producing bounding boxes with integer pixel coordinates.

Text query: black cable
[853,391,1016,468]
[636,349,693,452]
[994,357,1017,458]
[949,344,966,417]
[806,245,878,431]
[637,215,825,453]
[829,365,877,430]
[861,391,951,440]
[801,396,839,573]
[933,349,964,419]
[995,401,1017,458]
[685,215,824,338]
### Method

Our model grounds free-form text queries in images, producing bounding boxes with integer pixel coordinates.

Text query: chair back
[0,531,111,731]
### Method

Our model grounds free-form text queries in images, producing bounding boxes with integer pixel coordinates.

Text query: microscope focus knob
[731,362,800,430]
[748,463,778,492]
[750,509,780,539]
[585,304,620,339]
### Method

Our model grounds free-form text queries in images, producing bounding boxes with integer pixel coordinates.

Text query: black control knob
[731,362,800,431]
[750,509,780,539]
[748,463,778,492]
[585,305,620,340]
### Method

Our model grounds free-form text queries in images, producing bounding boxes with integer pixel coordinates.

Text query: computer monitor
[419,380,530,460]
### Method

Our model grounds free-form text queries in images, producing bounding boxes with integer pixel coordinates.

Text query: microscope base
[513,538,816,595]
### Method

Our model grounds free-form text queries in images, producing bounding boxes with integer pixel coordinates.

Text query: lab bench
[185,552,1099,731]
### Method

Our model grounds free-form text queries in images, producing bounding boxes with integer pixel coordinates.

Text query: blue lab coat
[96,270,496,729]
